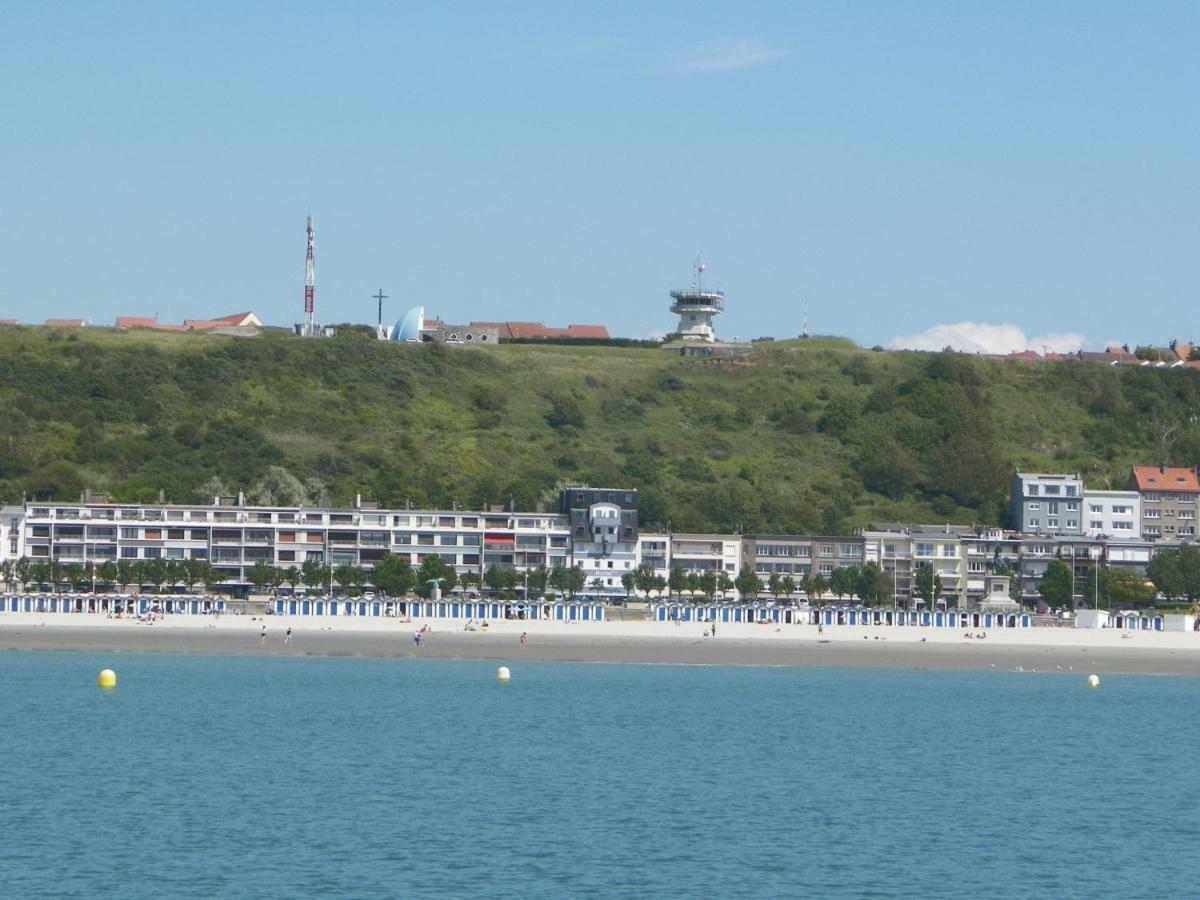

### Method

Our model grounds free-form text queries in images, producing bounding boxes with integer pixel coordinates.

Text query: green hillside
[1,324,1198,533]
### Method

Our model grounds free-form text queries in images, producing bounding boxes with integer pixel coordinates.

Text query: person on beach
[284,626,292,645]
[413,631,423,647]
[519,632,528,649]
[711,622,717,637]
[260,625,267,645]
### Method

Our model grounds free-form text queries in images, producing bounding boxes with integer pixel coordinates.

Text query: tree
[830,566,858,602]
[698,570,717,601]
[1037,559,1074,608]
[416,555,458,598]
[780,574,796,600]
[248,466,312,507]
[564,565,586,598]
[333,563,360,596]
[61,563,85,593]
[735,567,762,601]
[768,572,784,600]
[717,570,734,599]
[116,559,133,592]
[668,565,687,600]
[144,558,168,593]
[856,563,891,607]
[914,563,944,607]
[1086,566,1157,610]
[281,565,301,593]
[301,559,328,594]
[0,560,15,592]
[653,575,667,599]
[548,565,568,598]
[1148,546,1200,604]
[620,571,635,598]
[28,560,50,590]
[248,561,275,594]
[164,559,185,593]
[196,560,220,595]
[590,577,606,594]
[130,561,149,594]
[97,560,118,592]
[526,565,549,598]
[371,555,413,597]
[484,564,512,596]
[14,557,31,592]
[685,571,700,598]
[633,563,657,595]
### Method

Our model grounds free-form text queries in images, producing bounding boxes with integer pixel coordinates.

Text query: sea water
[1,652,1197,899]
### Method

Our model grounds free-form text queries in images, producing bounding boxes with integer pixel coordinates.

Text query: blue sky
[2,2,1197,351]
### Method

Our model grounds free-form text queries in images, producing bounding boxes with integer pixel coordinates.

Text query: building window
[1090,521,1103,530]
[1028,485,1039,496]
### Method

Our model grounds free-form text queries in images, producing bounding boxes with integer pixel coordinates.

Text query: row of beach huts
[0,595,1175,631]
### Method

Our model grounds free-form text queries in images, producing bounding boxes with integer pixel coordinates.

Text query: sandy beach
[3,611,1200,675]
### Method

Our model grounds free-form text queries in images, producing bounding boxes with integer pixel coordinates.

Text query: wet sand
[3,623,1200,675]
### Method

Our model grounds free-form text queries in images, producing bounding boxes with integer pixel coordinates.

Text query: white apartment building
[1082,490,1142,539]
[671,534,741,576]
[636,534,671,582]
[15,498,570,590]
[2,506,22,562]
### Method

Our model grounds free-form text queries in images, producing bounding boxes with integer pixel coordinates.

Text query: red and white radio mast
[302,214,317,336]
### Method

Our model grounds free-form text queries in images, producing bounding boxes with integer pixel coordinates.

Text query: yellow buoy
[98,668,117,688]
[1087,674,1100,688]
[496,666,511,682]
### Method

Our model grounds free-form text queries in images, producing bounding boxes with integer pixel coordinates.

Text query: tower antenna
[302,215,316,336]
[801,303,810,339]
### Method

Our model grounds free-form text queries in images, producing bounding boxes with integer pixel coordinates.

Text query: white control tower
[669,257,724,342]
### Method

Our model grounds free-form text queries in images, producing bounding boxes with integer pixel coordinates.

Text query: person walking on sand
[413,630,423,647]
[519,632,528,649]
[260,625,267,645]
[284,626,292,645]
[711,621,717,638]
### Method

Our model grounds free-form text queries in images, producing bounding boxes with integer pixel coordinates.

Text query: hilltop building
[387,307,606,344]
[668,257,723,342]
[116,312,264,334]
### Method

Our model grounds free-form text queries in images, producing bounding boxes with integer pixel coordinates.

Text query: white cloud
[886,322,1086,356]
[664,37,785,74]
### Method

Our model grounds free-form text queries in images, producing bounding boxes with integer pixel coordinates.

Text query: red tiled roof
[1005,350,1041,360]
[0,319,18,325]
[44,318,85,327]
[116,316,158,329]
[504,322,549,338]
[1132,466,1200,492]
[565,324,609,339]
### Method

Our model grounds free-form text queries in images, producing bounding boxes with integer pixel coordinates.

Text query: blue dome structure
[392,306,425,342]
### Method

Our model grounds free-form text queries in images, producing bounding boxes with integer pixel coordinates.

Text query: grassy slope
[1,325,1198,532]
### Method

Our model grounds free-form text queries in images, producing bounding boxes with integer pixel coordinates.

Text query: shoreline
[4,613,1200,675]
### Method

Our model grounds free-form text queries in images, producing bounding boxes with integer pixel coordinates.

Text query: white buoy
[496,666,511,682]
[1087,674,1100,688]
